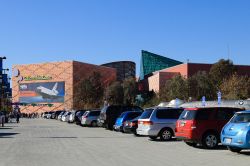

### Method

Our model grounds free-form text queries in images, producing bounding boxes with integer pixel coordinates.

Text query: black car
[75,110,86,125]
[99,105,143,130]
[123,116,141,136]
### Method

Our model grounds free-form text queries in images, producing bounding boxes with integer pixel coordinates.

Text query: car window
[127,112,142,119]
[140,109,154,119]
[215,108,239,121]
[195,110,211,120]
[156,109,183,119]
[179,110,196,120]
[83,112,89,116]
[231,113,250,123]
[89,111,100,116]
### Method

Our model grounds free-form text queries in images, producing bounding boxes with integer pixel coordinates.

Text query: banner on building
[19,82,65,103]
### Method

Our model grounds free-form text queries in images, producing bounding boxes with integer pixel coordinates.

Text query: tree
[77,72,104,108]
[123,77,138,105]
[209,59,237,89]
[220,74,250,100]
[105,81,124,105]
[187,71,216,100]
[161,74,188,101]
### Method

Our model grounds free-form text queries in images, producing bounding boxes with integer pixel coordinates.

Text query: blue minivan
[221,110,250,153]
[113,111,142,132]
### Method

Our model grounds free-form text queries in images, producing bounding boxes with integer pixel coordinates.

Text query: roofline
[101,61,136,66]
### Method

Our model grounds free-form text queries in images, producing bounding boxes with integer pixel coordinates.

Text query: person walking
[16,110,20,123]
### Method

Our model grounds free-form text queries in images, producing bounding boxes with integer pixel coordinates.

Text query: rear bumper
[123,126,136,133]
[221,134,250,149]
[175,131,200,143]
[113,125,123,131]
[136,128,158,136]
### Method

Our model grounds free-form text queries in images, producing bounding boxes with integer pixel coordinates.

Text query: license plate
[224,138,232,144]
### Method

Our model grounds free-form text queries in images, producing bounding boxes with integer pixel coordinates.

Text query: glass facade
[102,61,135,81]
[140,50,182,80]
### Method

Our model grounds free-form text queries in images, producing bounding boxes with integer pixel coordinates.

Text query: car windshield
[230,113,250,123]
[140,109,154,119]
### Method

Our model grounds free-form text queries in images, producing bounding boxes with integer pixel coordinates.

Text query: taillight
[190,121,196,129]
[130,122,136,126]
[143,121,153,125]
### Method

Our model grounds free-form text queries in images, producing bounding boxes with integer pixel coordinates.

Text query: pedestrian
[16,110,21,123]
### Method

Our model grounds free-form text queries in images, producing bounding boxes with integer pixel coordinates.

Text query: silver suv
[136,107,184,141]
[81,110,101,127]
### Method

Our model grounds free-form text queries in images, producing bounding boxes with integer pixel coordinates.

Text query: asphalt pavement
[0,118,249,166]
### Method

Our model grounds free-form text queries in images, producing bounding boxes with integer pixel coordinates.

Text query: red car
[175,107,244,149]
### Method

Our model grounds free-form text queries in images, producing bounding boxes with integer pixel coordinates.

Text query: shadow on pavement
[192,145,227,150]
[148,138,182,142]
[0,127,13,129]
[238,150,250,156]
[0,133,19,138]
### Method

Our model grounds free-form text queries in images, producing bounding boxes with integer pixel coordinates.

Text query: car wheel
[91,121,97,127]
[149,136,157,140]
[202,132,219,149]
[227,146,242,153]
[160,129,173,141]
[133,132,140,137]
[185,142,197,147]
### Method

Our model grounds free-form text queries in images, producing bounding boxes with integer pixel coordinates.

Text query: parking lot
[0,119,249,166]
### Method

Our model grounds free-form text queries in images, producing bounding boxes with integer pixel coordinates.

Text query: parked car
[221,110,250,153]
[123,116,141,135]
[58,111,66,121]
[81,110,101,127]
[99,105,144,130]
[175,107,244,149]
[75,110,86,125]
[46,112,54,119]
[51,110,63,119]
[68,110,77,123]
[61,111,70,122]
[113,111,142,132]
[0,112,5,127]
[42,112,48,118]
[136,107,184,141]
[62,112,71,122]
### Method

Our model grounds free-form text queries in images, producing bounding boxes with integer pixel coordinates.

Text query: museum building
[12,61,116,113]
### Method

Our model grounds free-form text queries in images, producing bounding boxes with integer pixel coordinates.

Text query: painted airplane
[36,83,60,99]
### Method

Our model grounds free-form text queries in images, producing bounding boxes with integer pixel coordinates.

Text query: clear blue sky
[0,0,250,76]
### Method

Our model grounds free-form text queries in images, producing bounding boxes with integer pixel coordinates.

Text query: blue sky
[0,0,250,76]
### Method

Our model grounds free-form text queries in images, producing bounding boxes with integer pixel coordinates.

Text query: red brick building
[12,61,116,113]
[145,63,250,92]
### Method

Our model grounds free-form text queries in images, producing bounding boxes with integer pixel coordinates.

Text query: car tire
[185,142,197,147]
[149,136,157,140]
[159,128,173,141]
[133,132,139,137]
[91,121,97,127]
[202,132,219,149]
[227,146,242,153]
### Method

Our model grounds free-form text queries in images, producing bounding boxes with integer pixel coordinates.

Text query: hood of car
[223,123,250,136]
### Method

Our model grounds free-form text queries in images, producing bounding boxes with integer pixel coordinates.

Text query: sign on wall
[19,82,65,103]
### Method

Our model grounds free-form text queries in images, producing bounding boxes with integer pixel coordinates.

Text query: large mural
[19,82,65,103]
